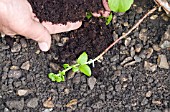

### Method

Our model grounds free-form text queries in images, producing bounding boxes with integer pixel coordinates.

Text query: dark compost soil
[0,0,170,112]
[28,0,104,24]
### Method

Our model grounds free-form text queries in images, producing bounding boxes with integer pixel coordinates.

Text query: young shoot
[48,52,93,82]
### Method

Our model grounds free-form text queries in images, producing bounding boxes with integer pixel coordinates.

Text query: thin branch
[94,7,157,61]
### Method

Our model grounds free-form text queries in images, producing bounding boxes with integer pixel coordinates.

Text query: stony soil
[0,0,170,112]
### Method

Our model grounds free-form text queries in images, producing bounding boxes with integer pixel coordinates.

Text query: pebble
[27,98,39,108]
[134,55,142,62]
[124,61,136,67]
[6,99,24,110]
[73,74,81,84]
[43,97,54,108]
[136,7,143,14]
[160,40,170,49]
[8,70,22,79]
[121,57,133,65]
[20,38,27,48]
[146,48,153,58]
[49,62,60,71]
[124,37,131,46]
[42,108,53,112]
[17,89,28,96]
[60,37,69,45]
[150,15,158,20]
[135,44,143,53]
[145,91,152,97]
[87,76,97,90]
[144,61,157,72]
[139,29,148,44]
[152,44,161,52]
[157,54,169,69]
[141,98,148,105]
[152,100,162,105]
[115,84,121,92]
[64,88,70,95]
[52,34,60,42]
[10,66,19,70]
[123,22,129,27]
[21,61,30,70]
[130,47,135,57]
[110,55,119,62]
[91,100,103,109]
[11,42,21,53]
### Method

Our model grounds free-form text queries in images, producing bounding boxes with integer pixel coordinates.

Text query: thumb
[19,19,51,51]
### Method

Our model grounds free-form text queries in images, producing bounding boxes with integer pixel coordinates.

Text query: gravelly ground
[0,0,170,112]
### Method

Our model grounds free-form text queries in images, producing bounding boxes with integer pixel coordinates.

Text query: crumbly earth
[28,0,103,24]
[0,0,170,112]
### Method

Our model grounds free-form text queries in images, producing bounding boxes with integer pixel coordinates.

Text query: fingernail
[38,42,49,51]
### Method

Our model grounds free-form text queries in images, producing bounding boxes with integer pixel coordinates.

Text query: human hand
[92,0,111,17]
[0,0,82,51]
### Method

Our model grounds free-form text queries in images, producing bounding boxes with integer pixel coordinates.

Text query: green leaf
[56,76,62,82]
[79,64,91,77]
[86,12,92,19]
[106,13,113,25]
[48,73,57,82]
[59,71,65,76]
[61,75,65,81]
[63,64,70,69]
[72,67,79,72]
[77,52,88,65]
[108,0,134,12]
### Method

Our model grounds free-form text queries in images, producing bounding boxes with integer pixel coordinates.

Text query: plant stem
[93,7,157,62]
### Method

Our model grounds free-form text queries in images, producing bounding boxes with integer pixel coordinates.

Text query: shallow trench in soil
[0,0,170,112]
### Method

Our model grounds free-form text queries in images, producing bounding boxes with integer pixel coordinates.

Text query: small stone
[87,76,97,90]
[157,54,169,69]
[139,29,148,44]
[123,22,129,27]
[124,37,131,46]
[141,98,148,105]
[152,100,161,105]
[146,91,152,97]
[152,44,161,52]
[42,108,53,112]
[151,109,162,112]
[160,40,170,49]
[17,89,28,96]
[1,33,5,37]
[134,55,142,62]
[35,50,41,54]
[49,62,60,71]
[65,99,78,108]
[52,34,60,42]
[61,37,69,45]
[130,47,135,57]
[64,88,70,95]
[146,48,153,58]
[67,71,76,80]
[136,7,143,13]
[8,70,22,79]
[73,74,81,84]
[6,99,24,110]
[150,15,158,20]
[10,66,19,70]
[110,55,119,62]
[20,38,27,48]
[11,42,21,53]
[144,61,157,72]
[115,84,121,92]
[121,57,133,65]
[21,61,30,70]
[162,14,169,21]
[43,97,54,108]
[27,98,39,108]
[124,61,136,67]
[135,44,143,53]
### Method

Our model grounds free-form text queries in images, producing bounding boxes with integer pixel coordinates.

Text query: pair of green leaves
[48,52,91,83]
[76,52,91,77]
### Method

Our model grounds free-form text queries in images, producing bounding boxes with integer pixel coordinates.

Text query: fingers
[19,19,51,51]
[102,0,111,11]
[42,21,82,34]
